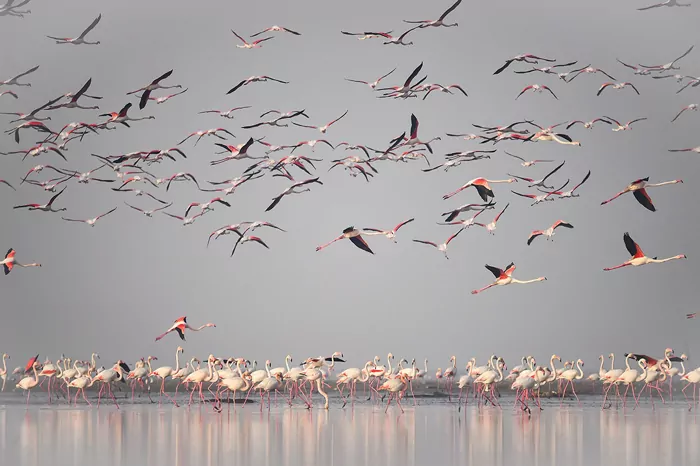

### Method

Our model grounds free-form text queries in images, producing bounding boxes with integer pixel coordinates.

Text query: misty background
[1,0,699,374]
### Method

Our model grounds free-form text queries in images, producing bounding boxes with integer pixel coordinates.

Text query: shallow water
[0,393,699,466]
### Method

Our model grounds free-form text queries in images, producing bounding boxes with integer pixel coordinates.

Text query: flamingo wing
[409,114,419,139]
[393,218,415,232]
[623,232,644,258]
[632,188,655,211]
[484,264,504,278]
[78,14,102,39]
[527,230,544,245]
[349,235,374,254]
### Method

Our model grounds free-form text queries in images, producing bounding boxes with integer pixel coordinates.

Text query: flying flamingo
[509,160,565,189]
[474,203,509,234]
[377,62,424,96]
[345,68,396,89]
[443,177,518,202]
[0,65,39,87]
[231,30,273,49]
[441,202,495,222]
[227,75,289,94]
[13,186,68,212]
[380,27,421,46]
[0,179,16,190]
[566,118,612,130]
[527,220,574,245]
[45,78,99,111]
[597,82,640,96]
[5,143,66,162]
[316,226,375,254]
[230,235,270,257]
[289,139,334,153]
[250,25,301,37]
[638,0,692,10]
[47,14,102,45]
[361,218,415,242]
[412,229,463,259]
[603,116,647,131]
[0,91,18,99]
[143,88,188,105]
[603,232,686,271]
[210,137,260,165]
[61,207,117,226]
[493,54,556,75]
[512,180,569,206]
[198,106,251,119]
[6,120,55,144]
[99,102,155,127]
[471,263,546,294]
[293,110,348,134]
[127,69,182,109]
[266,177,323,211]
[637,45,694,72]
[397,114,441,154]
[600,176,682,211]
[184,197,230,217]
[163,211,207,226]
[505,151,553,167]
[340,31,395,40]
[149,346,183,406]
[669,146,700,154]
[515,84,558,100]
[403,0,462,28]
[15,361,40,407]
[178,128,234,146]
[671,104,697,122]
[438,205,488,229]
[155,316,217,341]
[2,249,41,275]
[567,64,616,81]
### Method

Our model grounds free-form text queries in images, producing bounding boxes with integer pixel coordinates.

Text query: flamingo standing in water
[150,347,183,406]
[603,232,686,271]
[16,362,41,407]
[601,177,682,211]
[472,263,546,294]
[68,373,93,406]
[378,374,409,412]
[89,363,125,408]
[155,316,217,341]
[558,359,585,406]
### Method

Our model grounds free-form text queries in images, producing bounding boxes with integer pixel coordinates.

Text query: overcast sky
[1,0,699,375]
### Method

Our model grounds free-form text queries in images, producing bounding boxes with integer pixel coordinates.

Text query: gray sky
[1,0,699,374]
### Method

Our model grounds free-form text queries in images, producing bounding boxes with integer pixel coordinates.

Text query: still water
[0,395,698,466]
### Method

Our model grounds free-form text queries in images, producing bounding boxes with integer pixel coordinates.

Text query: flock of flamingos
[2,0,699,414]
[2,348,700,415]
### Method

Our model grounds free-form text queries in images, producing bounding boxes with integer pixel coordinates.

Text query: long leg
[571,382,580,406]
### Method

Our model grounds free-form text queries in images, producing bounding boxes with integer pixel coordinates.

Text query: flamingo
[289,139,334,153]
[45,79,99,111]
[567,64,616,82]
[1,249,41,275]
[231,30,273,49]
[184,197,230,217]
[403,0,462,27]
[210,138,260,165]
[230,235,269,257]
[198,106,251,119]
[361,218,415,243]
[155,316,216,341]
[515,84,558,100]
[67,373,93,406]
[558,359,585,406]
[127,70,182,109]
[493,54,556,75]
[412,229,463,259]
[638,0,692,10]
[397,114,440,154]
[378,374,409,412]
[681,365,700,410]
[0,91,18,99]
[505,151,554,167]
[441,202,495,222]
[340,31,395,40]
[0,65,39,87]
[474,203,509,235]
[669,146,700,154]
[183,355,218,407]
[47,14,102,45]
[442,356,457,401]
[443,177,517,201]
[543,170,591,199]
[99,103,155,127]
[603,116,647,131]
[143,88,188,105]
[380,27,421,46]
[293,110,348,134]
[616,58,653,76]
[61,207,117,227]
[566,118,612,130]
[345,68,396,89]
[149,346,183,406]
[597,82,640,96]
[511,180,569,206]
[163,211,207,226]
[637,45,694,72]
[600,176,682,211]
[337,361,374,407]
[0,354,8,391]
[5,143,66,162]
[671,104,698,122]
[89,363,125,408]
[13,186,68,212]
[474,356,505,406]
[266,177,323,212]
[527,220,574,245]
[218,359,252,408]
[15,361,40,407]
[227,75,289,94]
[603,232,686,271]
[514,61,579,75]
[316,226,375,254]
[377,62,424,96]
[178,127,234,146]
[5,120,55,144]
[124,201,172,217]
[471,263,546,294]
[250,25,301,37]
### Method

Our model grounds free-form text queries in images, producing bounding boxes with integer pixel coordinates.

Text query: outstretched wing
[78,14,102,39]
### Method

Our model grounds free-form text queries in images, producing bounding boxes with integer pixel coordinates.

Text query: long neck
[2,356,6,373]
[189,358,197,371]
[598,357,604,374]
[649,256,682,264]
[451,358,456,370]
[550,357,558,375]
[609,354,615,371]
[147,358,153,372]
[316,378,329,409]
[625,355,632,371]
[236,360,244,377]
[91,354,97,371]
[360,362,372,382]
[32,365,39,383]
[115,368,123,382]
[511,278,543,284]
[680,360,687,377]
[266,362,271,377]
[647,181,678,188]
[387,355,393,374]
[174,350,181,372]
[576,361,584,379]
[495,360,504,382]
[328,355,336,369]
[424,359,428,373]
[285,356,291,372]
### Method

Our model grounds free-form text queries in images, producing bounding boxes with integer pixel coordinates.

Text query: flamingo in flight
[527,220,574,245]
[567,64,616,82]
[143,88,188,105]
[155,316,216,342]
[512,180,569,206]
[412,229,463,259]
[340,31,394,40]
[597,82,640,96]
[443,177,518,202]
[671,104,697,122]
[178,128,235,146]
[380,27,421,46]
[638,0,692,10]
[603,232,686,271]
[600,176,682,211]
[163,211,208,226]
[345,68,396,89]
[250,25,301,37]
[198,106,251,119]
[471,263,547,294]
[421,84,468,100]
[231,30,273,49]
[637,45,694,72]
[127,70,182,109]
[0,91,18,99]
[62,207,117,227]
[230,235,270,257]
[4,143,66,162]
[316,227,375,254]
[493,54,556,75]
[0,179,16,190]
[505,151,553,167]
[47,14,102,45]
[509,160,565,189]
[438,205,488,230]
[669,146,700,153]
[603,116,647,131]
[6,120,55,144]
[397,114,440,154]
[99,103,154,127]
[227,76,288,94]
[124,201,172,217]
[293,110,348,134]
[362,218,415,242]
[46,79,99,111]
[266,177,323,211]
[378,62,424,96]
[2,249,41,275]
[13,186,68,212]
[566,118,612,130]
[0,65,39,87]
[403,0,463,28]
[441,202,495,222]
[210,137,260,165]
[515,84,558,100]
[184,197,230,217]
[20,164,72,184]
[474,203,509,235]
[514,61,578,75]
[616,59,653,76]
[540,170,591,198]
